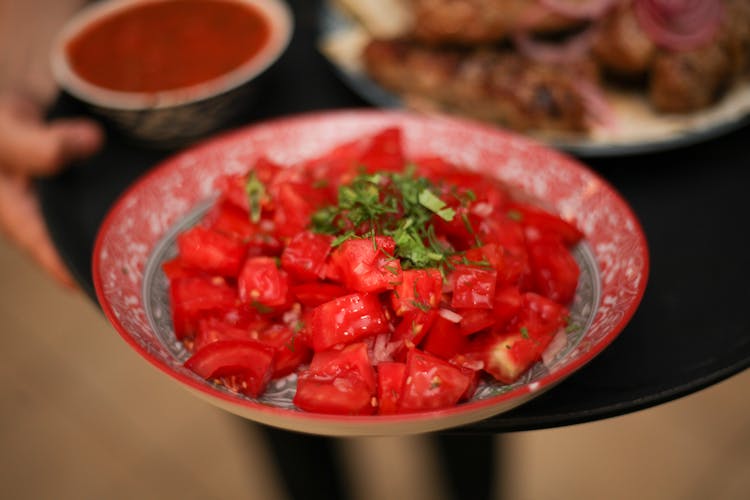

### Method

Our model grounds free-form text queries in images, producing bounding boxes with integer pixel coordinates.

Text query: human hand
[0,92,103,288]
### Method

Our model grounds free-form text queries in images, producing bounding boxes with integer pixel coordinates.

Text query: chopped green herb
[565,322,582,334]
[251,300,274,314]
[411,300,431,312]
[384,265,400,276]
[245,172,266,223]
[520,326,530,339]
[285,321,305,352]
[312,168,460,270]
[507,209,523,222]
[418,189,456,221]
[460,212,482,247]
[460,255,492,269]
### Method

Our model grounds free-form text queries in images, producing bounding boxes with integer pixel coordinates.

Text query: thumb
[47,118,104,167]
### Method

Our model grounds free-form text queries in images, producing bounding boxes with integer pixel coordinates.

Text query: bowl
[50,0,293,147]
[93,109,649,436]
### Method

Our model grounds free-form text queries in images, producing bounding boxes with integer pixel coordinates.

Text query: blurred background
[1,1,750,499]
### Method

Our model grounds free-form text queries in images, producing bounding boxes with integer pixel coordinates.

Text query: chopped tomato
[309,342,376,393]
[492,286,523,332]
[273,182,320,239]
[185,339,275,397]
[507,201,584,246]
[169,276,239,339]
[257,323,312,378]
[203,199,256,241]
[456,308,496,336]
[290,282,348,307]
[398,349,472,412]
[193,316,255,352]
[358,127,405,173]
[377,362,407,415]
[420,315,469,360]
[391,268,443,315]
[527,237,580,305]
[280,231,333,281]
[470,331,541,384]
[328,236,401,293]
[390,308,438,360]
[463,243,505,271]
[310,293,390,352]
[237,257,290,308]
[176,226,247,277]
[294,370,376,415]
[294,343,377,415]
[449,265,497,309]
[515,292,568,338]
[162,256,199,280]
[214,157,281,213]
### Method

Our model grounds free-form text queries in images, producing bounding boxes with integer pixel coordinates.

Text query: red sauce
[66,0,271,92]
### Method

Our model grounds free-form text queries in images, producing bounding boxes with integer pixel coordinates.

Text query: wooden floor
[2,1,750,498]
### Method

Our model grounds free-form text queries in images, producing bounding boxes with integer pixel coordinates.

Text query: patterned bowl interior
[94,110,648,435]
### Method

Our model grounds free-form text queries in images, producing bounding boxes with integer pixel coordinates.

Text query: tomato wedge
[377,362,407,415]
[294,343,377,415]
[310,292,390,352]
[185,339,275,397]
[328,236,401,293]
[398,349,472,412]
[391,268,443,315]
[238,257,291,308]
[176,225,247,277]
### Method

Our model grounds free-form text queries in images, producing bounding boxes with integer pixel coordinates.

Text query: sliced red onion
[576,80,618,130]
[513,24,598,65]
[537,0,622,19]
[633,0,723,51]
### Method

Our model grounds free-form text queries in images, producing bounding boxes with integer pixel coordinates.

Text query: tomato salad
[164,127,584,415]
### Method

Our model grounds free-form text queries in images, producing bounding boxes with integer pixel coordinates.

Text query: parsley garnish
[565,322,582,334]
[507,209,523,222]
[418,189,456,221]
[245,172,266,223]
[311,168,457,269]
[520,326,530,339]
[250,300,273,314]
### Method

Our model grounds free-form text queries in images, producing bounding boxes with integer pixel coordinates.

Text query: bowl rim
[50,0,294,110]
[92,109,650,435]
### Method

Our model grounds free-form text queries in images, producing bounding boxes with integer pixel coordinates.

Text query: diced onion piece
[369,333,399,364]
[471,202,493,218]
[438,308,464,323]
[542,328,569,367]
[633,0,723,51]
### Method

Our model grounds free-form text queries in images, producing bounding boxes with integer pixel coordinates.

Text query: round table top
[37,0,750,433]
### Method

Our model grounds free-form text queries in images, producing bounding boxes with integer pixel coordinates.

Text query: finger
[0,114,104,176]
[0,172,78,289]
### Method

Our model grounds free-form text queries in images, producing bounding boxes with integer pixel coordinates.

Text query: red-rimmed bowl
[93,110,649,436]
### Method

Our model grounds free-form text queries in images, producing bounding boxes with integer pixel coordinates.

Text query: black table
[37,0,750,434]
